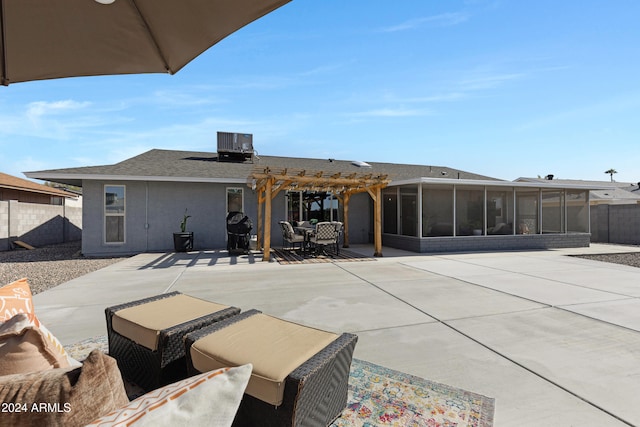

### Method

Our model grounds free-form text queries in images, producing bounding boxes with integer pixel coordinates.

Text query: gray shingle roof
[516,177,640,203]
[517,177,638,189]
[25,149,501,186]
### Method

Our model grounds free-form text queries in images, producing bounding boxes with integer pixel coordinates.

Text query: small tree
[604,169,618,182]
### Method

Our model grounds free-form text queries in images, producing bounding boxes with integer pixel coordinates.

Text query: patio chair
[279,221,305,252]
[310,221,339,256]
[331,221,343,255]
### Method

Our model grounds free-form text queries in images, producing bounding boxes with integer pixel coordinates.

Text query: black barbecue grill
[226,211,252,254]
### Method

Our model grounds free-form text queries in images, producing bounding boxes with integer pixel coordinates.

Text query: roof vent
[545,174,554,180]
[351,160,371,168]
[217,132,253,162]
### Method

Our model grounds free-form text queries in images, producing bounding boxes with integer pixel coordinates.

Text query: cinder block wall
[590,204,640,245]
[0,200,82,251]
[0,201,8,251]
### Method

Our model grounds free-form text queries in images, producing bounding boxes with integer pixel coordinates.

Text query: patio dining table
[294,225,316,256]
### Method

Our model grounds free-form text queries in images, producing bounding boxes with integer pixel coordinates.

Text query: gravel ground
[2,241,640,295]
[0,241,129,295]
[573,251,640,269]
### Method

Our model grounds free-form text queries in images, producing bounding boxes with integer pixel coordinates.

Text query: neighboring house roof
[516,177,640,204]
[0,171,77,198]
[24,149,501,187]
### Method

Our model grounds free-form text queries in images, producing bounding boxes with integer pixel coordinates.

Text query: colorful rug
[65,338,495,427]
[271,247,375,265]
[333,359,494,427]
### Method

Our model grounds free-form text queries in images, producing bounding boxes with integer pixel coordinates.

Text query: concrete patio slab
[172,261,436,333]
[29,242,640,426]
[357,276,546,321]
[561,298,640,333]
[397,258,505,278]
[460,272,630,306]
[533,267,640,297]
[449,308,640,426]
[355,323,629,427]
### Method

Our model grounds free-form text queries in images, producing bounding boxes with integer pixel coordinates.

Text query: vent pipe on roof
[545,174,554,180]
[351,160,371,168]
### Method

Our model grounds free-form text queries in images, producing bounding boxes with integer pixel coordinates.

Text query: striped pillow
[88,364,252,427]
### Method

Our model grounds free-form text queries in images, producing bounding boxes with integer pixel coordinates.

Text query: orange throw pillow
[0,278,78,371]
[0,278,33,321]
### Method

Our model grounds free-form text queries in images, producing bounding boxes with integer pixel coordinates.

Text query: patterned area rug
[333,359,494,427]
[271,247,375,265]
[65,338,495,426]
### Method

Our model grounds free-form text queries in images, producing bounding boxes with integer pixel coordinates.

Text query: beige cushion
[112,294,229,350]
[0,313,72,375]
[190,313,339,406]
[1,278,81,369]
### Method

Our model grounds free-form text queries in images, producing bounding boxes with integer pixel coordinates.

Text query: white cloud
[457,73,525,91]
[350,107,432,118]
[381,12,470,33]
[26,100,91,120]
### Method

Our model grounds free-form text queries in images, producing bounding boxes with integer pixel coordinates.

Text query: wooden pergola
[248,166,391,261]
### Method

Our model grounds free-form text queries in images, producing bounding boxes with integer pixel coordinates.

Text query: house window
[286,191,301,222]
[400,187,418,236]
[542,190,565,233]
[487,189,514,235]
[456,188,485,236]
[286,191,339,223]
[567,190,589,233]
[104,185,125,243]
[423,186,454,237]
[227,187,244,213]
[516,190,539,234]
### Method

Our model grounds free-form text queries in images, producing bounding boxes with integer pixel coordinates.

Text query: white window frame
[226,187,244,213]
[104,184,126,244]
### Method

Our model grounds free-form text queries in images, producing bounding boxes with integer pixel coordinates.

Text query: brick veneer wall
[382,233,591,253]
[0,200,82,251]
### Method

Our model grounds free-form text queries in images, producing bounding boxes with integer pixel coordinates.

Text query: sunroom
[381,178,593,253]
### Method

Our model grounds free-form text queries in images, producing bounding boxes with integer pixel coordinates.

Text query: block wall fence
[0,200,82,251]
[591,204,640,245]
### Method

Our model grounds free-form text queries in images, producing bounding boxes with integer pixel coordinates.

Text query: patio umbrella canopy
[0,0,291,86]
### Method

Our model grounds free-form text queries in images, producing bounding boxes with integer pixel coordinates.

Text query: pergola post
[342,193,350,248]
[367,185,383,257]
[256,193,264,250]
[262,178,273,262]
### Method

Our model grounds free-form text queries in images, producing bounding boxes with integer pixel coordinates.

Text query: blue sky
[2,0,639,183]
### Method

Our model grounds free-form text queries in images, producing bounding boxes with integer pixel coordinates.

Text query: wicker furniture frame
[105,291,240,392]
[185,310,358,427]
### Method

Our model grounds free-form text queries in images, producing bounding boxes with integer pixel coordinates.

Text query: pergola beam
[249,166,390,261]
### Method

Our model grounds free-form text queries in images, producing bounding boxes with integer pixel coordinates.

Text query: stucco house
[0,171,77,205]
[1,172,81,250]
[25,146,597,257]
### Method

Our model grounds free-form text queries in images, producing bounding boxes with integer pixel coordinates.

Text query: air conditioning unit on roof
[217,131,253,161]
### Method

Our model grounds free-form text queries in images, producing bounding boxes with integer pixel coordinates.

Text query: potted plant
[173,209,193,252]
